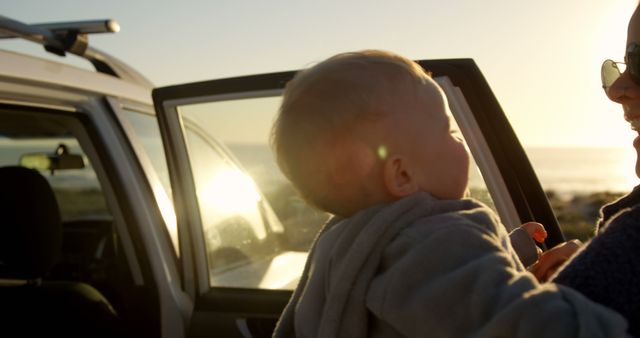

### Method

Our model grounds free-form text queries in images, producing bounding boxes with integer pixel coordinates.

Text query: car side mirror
[20,143,85,175]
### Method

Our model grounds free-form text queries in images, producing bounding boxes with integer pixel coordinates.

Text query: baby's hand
[520,222,547,260]
[520,221,547,243]
[510,222,547,268]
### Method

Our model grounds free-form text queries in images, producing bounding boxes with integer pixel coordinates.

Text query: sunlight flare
[199,168,262,215]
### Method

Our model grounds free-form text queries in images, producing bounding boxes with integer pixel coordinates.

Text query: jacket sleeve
[554,206,640,337]
[366,220,631,338]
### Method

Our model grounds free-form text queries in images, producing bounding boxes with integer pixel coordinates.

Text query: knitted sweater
[554,185,640,336]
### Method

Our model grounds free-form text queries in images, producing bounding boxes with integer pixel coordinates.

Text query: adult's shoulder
[603,203,640,232]
[599,184,640,231]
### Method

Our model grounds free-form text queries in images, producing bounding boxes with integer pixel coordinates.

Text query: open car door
[151,58,563,338]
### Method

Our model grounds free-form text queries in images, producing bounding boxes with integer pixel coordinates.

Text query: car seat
[0,166,127,337]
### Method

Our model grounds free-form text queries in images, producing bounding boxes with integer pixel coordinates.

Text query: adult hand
[529,239,582,282]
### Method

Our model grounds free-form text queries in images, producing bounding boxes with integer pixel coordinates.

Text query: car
[0,16,565,337]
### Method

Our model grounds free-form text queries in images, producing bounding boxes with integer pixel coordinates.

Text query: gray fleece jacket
[273,192,630,338]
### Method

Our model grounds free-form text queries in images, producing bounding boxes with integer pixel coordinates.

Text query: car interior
[0,165,127,336]
[0,107,159,337]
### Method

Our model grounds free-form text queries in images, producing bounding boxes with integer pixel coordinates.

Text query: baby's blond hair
[271,50,433,215]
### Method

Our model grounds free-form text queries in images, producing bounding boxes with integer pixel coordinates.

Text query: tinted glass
[0,127,107,221]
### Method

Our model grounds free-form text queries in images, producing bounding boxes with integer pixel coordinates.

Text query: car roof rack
[0,15,153,88]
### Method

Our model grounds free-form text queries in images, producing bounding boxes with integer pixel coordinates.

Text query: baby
[271,50,629,337]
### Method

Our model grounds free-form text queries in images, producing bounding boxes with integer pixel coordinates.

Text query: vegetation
[546,190,624,242]
[264,181,628,249]
[263,184,329,251]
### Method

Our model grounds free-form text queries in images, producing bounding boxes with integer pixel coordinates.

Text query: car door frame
[151,58,562,338]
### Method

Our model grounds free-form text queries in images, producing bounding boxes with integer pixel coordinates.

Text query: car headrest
[0,166,62,279]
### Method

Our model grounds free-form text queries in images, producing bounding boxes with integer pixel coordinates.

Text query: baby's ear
[383,155,418,197]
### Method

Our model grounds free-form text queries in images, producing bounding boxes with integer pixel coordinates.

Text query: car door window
[118,108,179,254]
[184,125,278,287]
[0,137,108,220]
[0,109,132,311]
[154,60,562,302]
[0,117,108,221]
[179,97,330,253]
[436,76,520,229]
[178,93,500,232]
[174,90,500,291]
[121,109,173,200]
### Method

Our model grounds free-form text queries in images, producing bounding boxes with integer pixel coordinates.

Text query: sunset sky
[2,0,636,148]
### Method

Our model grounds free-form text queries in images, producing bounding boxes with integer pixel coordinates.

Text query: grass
[546,190,624,242]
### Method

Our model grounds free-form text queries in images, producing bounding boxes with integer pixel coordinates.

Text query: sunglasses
[602,43,640,94]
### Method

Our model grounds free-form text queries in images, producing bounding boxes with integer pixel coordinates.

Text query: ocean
[229,144,640,196]
[524,147,638,195]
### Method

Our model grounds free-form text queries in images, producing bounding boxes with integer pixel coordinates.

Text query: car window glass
[0,110,146,324]
[0,133,108,221]
[181,121,304,289]
[180,97,328,254]
[435,76,516,228]
[120,109,179,254]
[176,94,498,290]
[454,118,497,213]
[122,110,172,198]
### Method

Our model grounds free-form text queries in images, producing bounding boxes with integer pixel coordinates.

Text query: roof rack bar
[30,20,119,35]
[0,16,153,88]
[0,17,120,40]
[0,15,66,52]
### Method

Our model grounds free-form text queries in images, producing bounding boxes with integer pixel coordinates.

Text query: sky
[2,0,637,148]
